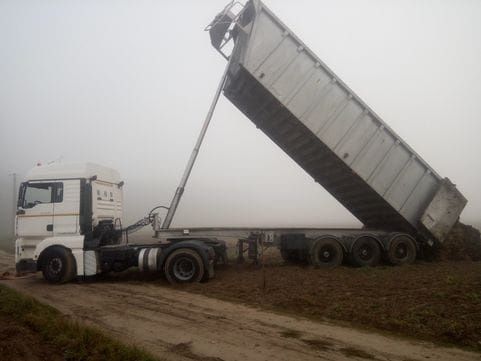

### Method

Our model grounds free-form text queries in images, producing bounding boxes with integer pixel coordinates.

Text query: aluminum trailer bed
[207,0,466,245]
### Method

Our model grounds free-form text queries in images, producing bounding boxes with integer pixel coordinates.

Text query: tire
[387,235,417,265]
[350,236,381,267]
[41,247,76,284]
[309,238,343,267]
[164,248,205,284]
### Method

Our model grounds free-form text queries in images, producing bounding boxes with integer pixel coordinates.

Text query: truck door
[53,180,79,235]
[17,181,55,238]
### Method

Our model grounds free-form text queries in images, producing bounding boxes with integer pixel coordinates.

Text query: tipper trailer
[15,0,466,284]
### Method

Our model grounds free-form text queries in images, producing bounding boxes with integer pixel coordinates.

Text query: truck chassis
[156,227,418,268]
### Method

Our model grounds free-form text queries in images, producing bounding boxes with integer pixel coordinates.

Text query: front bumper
[16,259,37,274]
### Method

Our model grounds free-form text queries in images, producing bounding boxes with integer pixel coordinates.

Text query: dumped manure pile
[438,222,481,261]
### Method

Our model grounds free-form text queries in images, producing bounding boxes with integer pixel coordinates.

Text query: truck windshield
[22,182,63,209]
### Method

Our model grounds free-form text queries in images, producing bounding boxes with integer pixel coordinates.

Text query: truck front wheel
[164,248,205,284]
[41,247,76,284]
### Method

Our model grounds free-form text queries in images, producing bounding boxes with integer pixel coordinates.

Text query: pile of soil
[184,260,481,351]
[438,222,481,261]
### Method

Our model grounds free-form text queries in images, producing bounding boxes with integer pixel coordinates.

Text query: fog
[1,0,480,246]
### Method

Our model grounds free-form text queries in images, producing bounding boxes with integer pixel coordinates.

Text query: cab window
[22,182,63,209]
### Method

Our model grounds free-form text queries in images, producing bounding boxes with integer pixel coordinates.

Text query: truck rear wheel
[351,236,381,267]
[309,238,343,267]
[41,247,76,284]
[387,235,416,265]
[164,248,205,284]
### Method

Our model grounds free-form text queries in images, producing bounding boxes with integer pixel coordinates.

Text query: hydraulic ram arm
[161,60,232,230]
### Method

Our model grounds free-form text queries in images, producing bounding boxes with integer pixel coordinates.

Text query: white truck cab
[15,163,124,280]
[15,162,217,284]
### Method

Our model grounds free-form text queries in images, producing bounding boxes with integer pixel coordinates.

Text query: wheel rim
[394,242,408,260]
[319,245,336,263]
[48,257,62,275]
[173,257,196,281]
[358,243,373,261]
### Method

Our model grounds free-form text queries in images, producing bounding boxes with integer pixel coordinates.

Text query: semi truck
[14,0,466,284]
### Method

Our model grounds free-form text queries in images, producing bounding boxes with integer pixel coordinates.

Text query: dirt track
[1,250,480,361]
[0,281,478,359]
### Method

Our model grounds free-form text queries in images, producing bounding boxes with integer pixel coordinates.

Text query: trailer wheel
[41,247,76,284]
[387,235,416,265]
[309,238,343,267]
[351,236,381,267]
[164,248,205,284]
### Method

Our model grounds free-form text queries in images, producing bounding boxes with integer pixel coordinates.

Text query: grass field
[0,284,160,361]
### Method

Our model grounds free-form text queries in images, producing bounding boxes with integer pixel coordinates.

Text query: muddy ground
[2,244,481,359]
[100,236,481,352]
[3,275,480,361]
[183,260,481,350]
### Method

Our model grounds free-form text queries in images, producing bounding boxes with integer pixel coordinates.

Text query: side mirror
[17,182,26,208]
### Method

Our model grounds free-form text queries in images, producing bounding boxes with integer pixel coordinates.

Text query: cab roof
[25,162,121,184]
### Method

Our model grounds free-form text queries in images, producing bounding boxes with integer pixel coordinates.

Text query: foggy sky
[1,0,480,243]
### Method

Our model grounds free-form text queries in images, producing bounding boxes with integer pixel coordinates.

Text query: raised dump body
[208,0,466,243]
